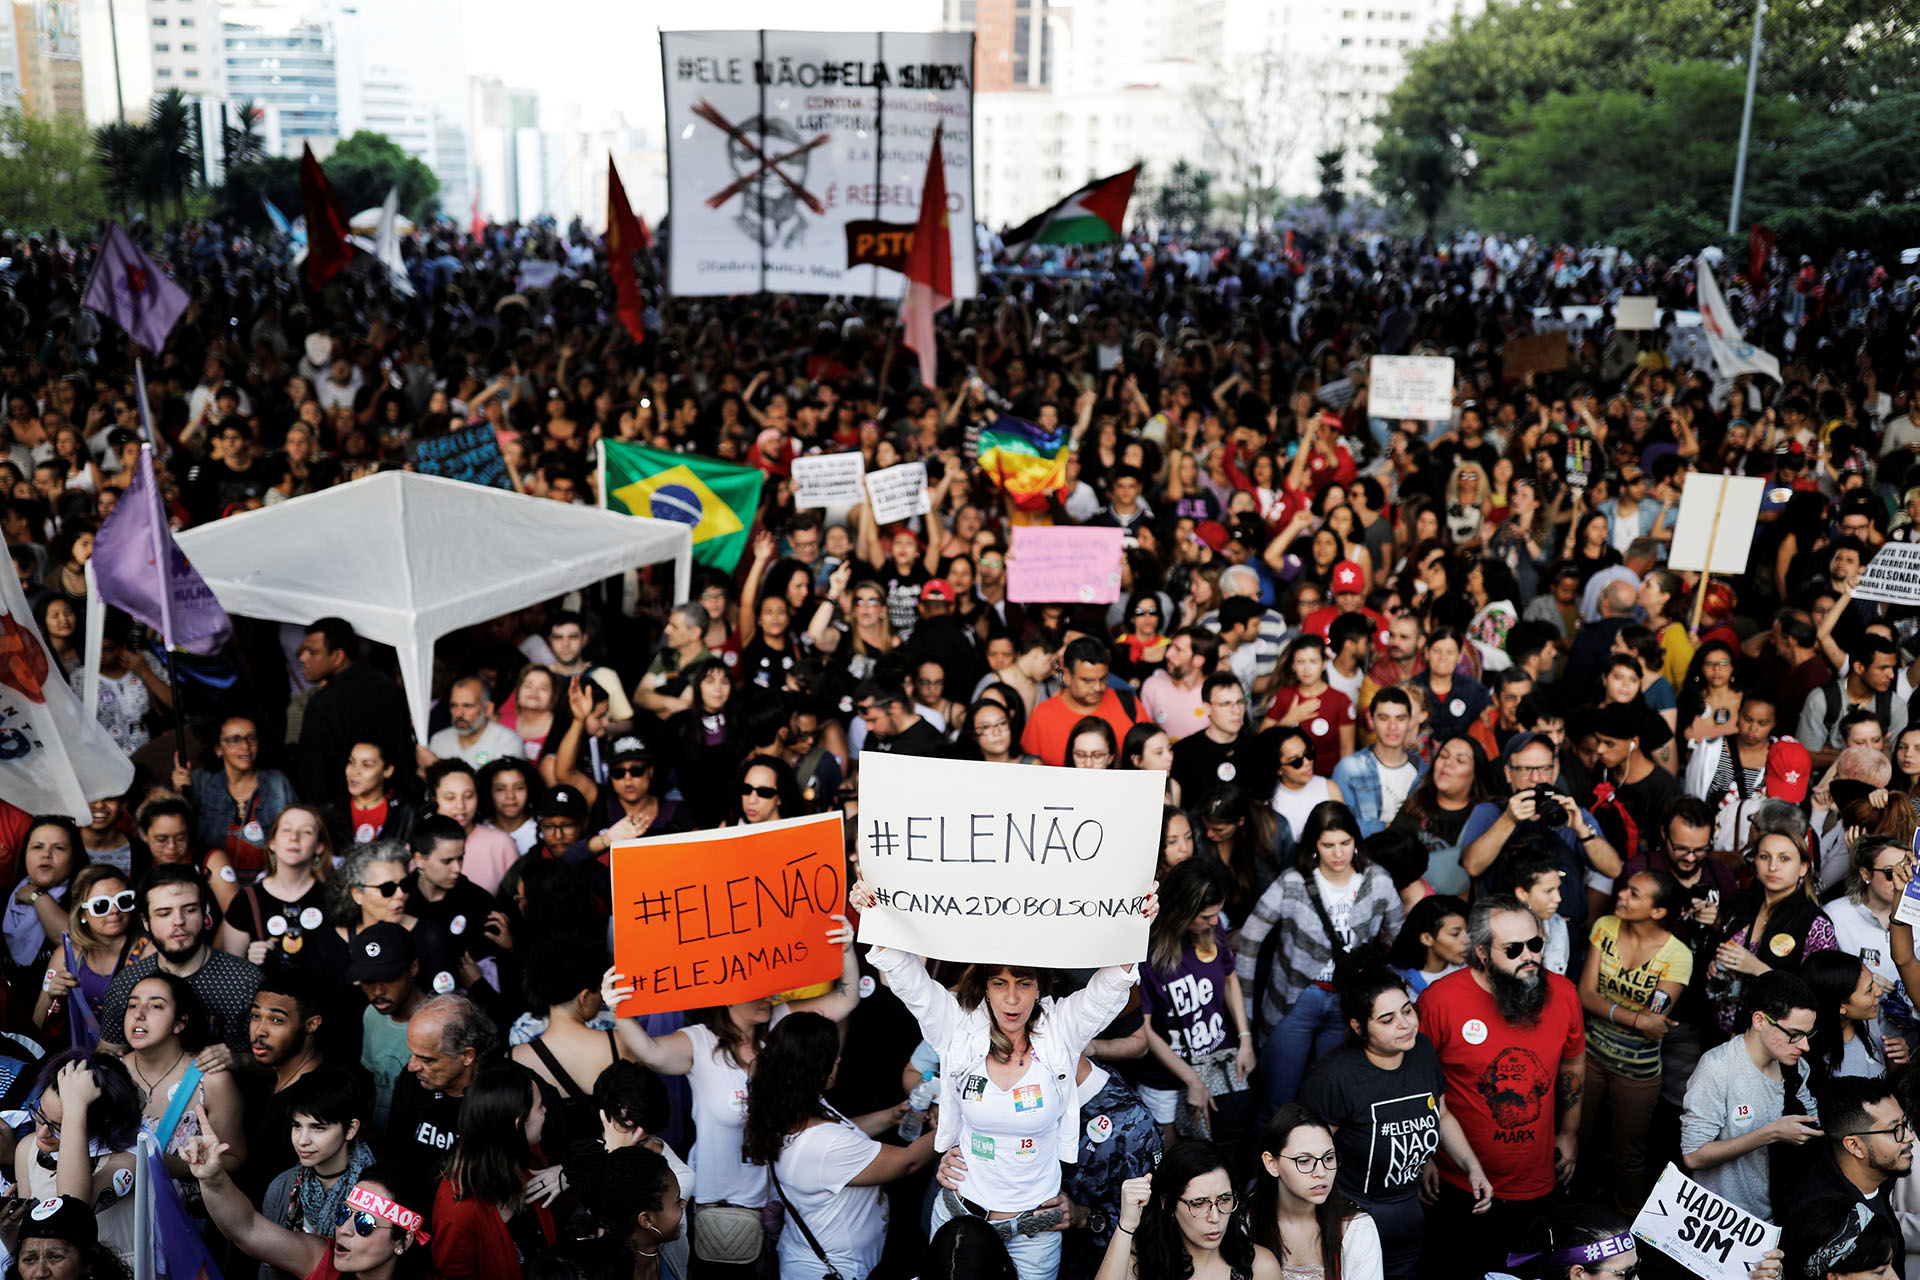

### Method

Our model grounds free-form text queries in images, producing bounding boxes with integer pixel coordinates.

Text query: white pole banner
[1666,473,1765,575]
[662,29,978,300]
[865,461,931,525]
[1631,1163,1779,1280]
[1368,355,1455,420]
[791,451,868,509]
[1853,541,1920,606]
[855,754,1161,967]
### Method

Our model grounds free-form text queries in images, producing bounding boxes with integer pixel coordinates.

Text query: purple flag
[81,223,189,354]
[92,448,231,655]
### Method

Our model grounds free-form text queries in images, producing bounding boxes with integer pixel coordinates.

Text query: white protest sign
[791,452,867,509]
[1666,474,1765,575]
[1615,296,1659,330]
[855,753,1160,967]
[1853,541,1920,606]
[866,461,930,525]
[1631,1163,1778,1280]
[1368,355,1455,421]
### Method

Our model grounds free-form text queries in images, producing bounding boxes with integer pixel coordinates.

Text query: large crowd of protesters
[0,207,1912,1280]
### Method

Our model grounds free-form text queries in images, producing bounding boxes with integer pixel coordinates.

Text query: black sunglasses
[609,765,650,779]
[1501,937,1546,960]
[358,880,404,898]
[1280,754,1309,768]
[740,784,779,799]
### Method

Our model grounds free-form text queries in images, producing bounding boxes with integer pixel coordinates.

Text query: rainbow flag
[977,415,1069,510]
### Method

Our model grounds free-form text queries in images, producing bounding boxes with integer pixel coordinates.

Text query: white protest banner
[662,29,978,300]
[1631,1163,1778,1280]
[791,451,867,509]
[1368,355,1455,421]
[1615,296,1659,330]
[1853,541,1920,606]
[866,461,930,525]
[855,754,1160,967]
[1666,474,1765,575]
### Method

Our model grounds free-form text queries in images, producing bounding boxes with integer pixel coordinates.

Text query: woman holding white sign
[844,877,1158,1280]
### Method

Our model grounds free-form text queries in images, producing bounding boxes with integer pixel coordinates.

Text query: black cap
[18,1197,96,1249]
[536,785,589,823]
[1502,731,1557,765]
[608,733,654,765]
[346,922,415,983]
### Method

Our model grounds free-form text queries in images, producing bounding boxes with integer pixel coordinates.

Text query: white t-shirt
[1376,759,1420,826]
[773,1108,887,1279]
[1311,868,1364,980]
[955,1057,1061,1211]
[1327,661,1364,706]
[684,1017,784,1206]
[1271,776,1332,842]
[427,720,527,769]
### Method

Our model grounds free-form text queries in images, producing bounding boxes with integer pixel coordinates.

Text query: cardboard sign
[854,754,1160,967]
[791,451,867,509]
[1502,332,1571,377]
[407,424,511,490]
[1615,296,1659,330]
[1631,1163,1779,1280]
[608,811,846,1014]
[1368,355,1455,421]
[1853,541,1920,606]
[1006,525,1125,604]
[866,461,930,525]
[1667,474,1766,575]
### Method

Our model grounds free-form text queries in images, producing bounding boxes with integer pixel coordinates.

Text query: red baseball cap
[1332,561,1366,593]
[919,579,955,603]
[1194,521,1229,552]
[1764,739,1811,803]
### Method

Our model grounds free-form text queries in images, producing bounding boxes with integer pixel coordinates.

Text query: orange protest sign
[608,811,846,1015]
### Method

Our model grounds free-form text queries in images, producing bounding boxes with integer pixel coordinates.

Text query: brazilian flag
[600,439,763,571]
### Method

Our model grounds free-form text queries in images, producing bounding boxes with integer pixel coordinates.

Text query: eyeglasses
[538,820,580,833]
[1590,1267,1640,1280]
[28,1103,59,1137]
[1701,659,1732,669]
[975,719,1010,734]
[1667,844,1711,859]
[1851,1118,1915,1142]
[740,783,780,799]
[84,891,136,916]
[1072,750,1113,766]
[609,765,650,779]
[1212,698,1247,711]
[1500,937,1546,960]
[700,589,727,601]
[1760,1012,1814,1045]
[334,1206,386,1237]
[219,733,259,745]
[1508,761,1557,778]
[357,880,405,898]
[1178,1191,1240,1215]
[1278,1151,1338,1174]
[854,598,884,609]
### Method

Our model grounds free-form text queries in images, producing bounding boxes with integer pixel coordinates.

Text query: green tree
[1471,62,1806,247]
[1316,148,1347,227]
[213,155,302,228]
[324,131,440,222]
[1152,160,1215,233]
[222,98,265,171]
[1,108,111,231]
[1372,0,1920,242]
[92,119,150,222]
[141,88,200,220]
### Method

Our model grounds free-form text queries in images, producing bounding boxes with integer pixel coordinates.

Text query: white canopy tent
[174,472,693,743]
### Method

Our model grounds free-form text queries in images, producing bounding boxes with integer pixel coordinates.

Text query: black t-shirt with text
[1298,1038,1446,1202]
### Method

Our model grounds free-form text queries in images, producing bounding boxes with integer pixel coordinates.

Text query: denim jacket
[1330,748,1428,838]
[184,767,299,858]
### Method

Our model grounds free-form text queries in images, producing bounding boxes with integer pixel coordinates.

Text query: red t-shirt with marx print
[1416,966,1585,1200]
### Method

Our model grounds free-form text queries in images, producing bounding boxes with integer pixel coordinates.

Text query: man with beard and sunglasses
[96,865,261,1065]
[1417,894,1586,1280]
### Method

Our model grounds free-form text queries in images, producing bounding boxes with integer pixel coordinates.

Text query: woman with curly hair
[740,1012,935,1280]
[1097,1139,1279,1280]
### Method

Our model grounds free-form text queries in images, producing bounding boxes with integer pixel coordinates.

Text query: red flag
[606,156,647,345]
[298,144,352,286]
[1749,224,1776,284]
[900,124,952,390]
[470,189,485,245]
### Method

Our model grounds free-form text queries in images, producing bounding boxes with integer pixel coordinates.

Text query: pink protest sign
[1007,526,1126,604]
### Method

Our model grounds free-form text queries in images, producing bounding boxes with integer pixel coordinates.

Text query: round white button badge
[300,907,325,930]
[242,821,264,843]
[1449,698,1467,718]
[355,823,377,843]
[1217,761,1237,781]
[1310,717,1329,737]
[1463,1018,1489,1045]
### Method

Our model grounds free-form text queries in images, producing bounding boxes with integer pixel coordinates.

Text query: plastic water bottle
[898,1079,937,1140]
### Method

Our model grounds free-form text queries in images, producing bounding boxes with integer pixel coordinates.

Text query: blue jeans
[1258,983,1346,1121]
[929,1180,1062,1280]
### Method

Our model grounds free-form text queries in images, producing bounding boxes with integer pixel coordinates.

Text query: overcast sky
[463,1,943,131]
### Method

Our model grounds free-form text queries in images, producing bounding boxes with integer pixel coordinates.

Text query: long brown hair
[1251,1105,1360,1280]
[1395,735,1489,828]
[692,1003,769,1068]
[66,864,133,957]
[954,965,1053,1063]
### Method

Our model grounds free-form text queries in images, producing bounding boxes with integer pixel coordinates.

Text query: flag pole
[136,443,190,763]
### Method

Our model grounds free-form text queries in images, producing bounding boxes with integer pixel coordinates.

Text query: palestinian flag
[1003,167,1138,261]
[977,415,1069,511]
[599,439,764,571]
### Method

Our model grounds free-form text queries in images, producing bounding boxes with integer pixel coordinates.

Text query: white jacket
[866,946,1136,1166]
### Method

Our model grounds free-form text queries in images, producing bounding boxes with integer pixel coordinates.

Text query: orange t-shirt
[1020,687,1143,766]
